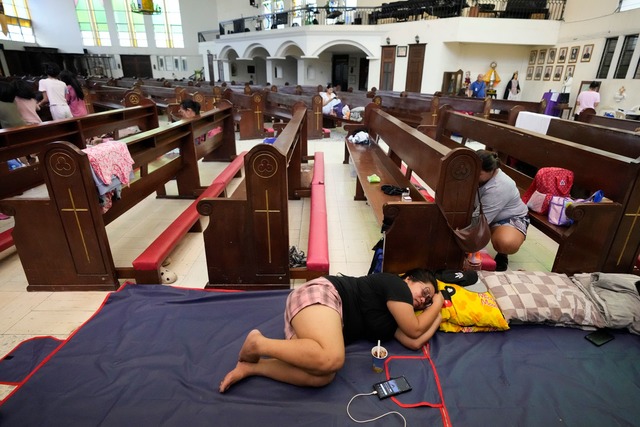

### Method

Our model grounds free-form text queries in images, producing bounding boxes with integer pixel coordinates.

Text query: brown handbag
[441,190,491,253]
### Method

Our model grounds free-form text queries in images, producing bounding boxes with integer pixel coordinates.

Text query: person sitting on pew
[469,150,530,271]
[219,269,443,393]
[320,83,349,118]
[178,99,201,118]
[574,81,600,119]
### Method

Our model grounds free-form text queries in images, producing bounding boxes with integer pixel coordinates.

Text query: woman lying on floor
[219,269,443,392]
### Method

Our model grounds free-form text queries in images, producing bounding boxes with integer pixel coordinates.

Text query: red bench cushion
[0,228,13,252]
[306,183,329,272]
[311,152,324,185]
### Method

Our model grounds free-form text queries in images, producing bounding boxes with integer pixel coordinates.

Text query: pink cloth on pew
[82,141,134,186]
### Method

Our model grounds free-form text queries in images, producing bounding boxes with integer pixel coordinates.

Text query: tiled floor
[0,124,557,400]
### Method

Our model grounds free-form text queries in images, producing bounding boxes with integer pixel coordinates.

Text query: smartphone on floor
[373,376,412,399]
[585,329,614,346]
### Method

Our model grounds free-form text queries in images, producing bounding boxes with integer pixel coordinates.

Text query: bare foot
[219,361,254,393]
[238,329,262,363]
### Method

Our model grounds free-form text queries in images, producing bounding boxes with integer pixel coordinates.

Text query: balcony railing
[214,1,566,37]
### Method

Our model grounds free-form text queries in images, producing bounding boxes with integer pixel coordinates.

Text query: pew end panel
[345,104,480,273]
[0,142,119,291]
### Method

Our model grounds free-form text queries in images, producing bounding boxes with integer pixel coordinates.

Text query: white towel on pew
[515,111,554,135]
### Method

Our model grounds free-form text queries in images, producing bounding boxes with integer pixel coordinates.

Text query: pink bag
[548,196,573,226]
[522,168,574,215]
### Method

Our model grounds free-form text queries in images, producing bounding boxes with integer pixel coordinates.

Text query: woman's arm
[395,313,442,350]
[38,92,49,108]
[387,293,444,340]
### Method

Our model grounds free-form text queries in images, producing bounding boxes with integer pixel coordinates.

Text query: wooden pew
[433,108,639,275]
[197,103,329,288]
[222,88,272,140]
[577,109,640,132]
[132,151,248,284]
[0,104,159,200]
[264,91,326,140]
[343,103,480,273]
[0,104,237,291]
[490,98,546,124]
[88,85,132,111]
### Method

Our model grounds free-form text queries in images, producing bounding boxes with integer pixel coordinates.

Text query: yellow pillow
[437,280,509,333]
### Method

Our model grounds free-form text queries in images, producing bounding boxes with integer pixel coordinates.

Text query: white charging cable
[346,391,407,426]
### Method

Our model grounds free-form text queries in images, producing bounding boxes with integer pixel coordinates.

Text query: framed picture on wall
[529,50,537,65]
[397,46,407,57]
[543,66,552,80]
[181,57,188,71]
[548,48,557,64]
[569,46,580,63]
[165,56,174,71]
[538,49,547,64]
[526,66,534,80]
[173,57,180,71]
[557,47,568,63]
[581,44,594,62]
[158,57,165,71]
[534,66,543,80]
[553,65,564,81]
[565,65,575,80]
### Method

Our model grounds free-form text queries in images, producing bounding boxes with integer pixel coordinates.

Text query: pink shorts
[284,277,343,339]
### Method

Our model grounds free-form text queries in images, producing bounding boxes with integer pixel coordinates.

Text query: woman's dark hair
[477,149,500,172]
[43,62,61,78]
[12,79,37,100]
[180,99,201,115]
[59,70,85,100]
[402,268,437,286]
[0,81,17,103]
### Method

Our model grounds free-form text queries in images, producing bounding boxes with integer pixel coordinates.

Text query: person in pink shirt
[59,70,88,117]
[574,81,600,118]
[12,79,42,125]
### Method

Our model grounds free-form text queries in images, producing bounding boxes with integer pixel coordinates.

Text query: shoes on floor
[463,251,482,271]
[494,253,509,272]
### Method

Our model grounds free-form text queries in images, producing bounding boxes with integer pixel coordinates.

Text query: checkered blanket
[479,271,605,329]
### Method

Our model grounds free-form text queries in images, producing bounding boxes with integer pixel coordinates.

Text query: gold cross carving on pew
[315,110,322,129]
[254,189,280,264]
[254,108,263,131]
[60,188,91,262]
[617,204,640,266]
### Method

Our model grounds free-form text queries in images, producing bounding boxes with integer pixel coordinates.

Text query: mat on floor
[0,285,440,426]
[1,284,639,426]
[0,336,62,385]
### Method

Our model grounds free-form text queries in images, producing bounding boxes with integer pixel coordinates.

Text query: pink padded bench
[132,152,247,284]
[307,152,328,273]
[292,152,329,279]
[0,228,13,253]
